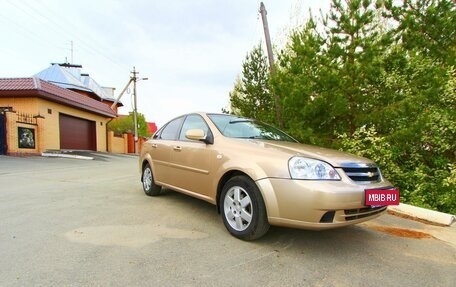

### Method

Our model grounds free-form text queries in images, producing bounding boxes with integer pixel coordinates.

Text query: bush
[339,125,456,215]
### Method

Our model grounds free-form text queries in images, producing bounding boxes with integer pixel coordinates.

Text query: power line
[4,0,130,74]
[0,2,61,53]
[34,0,131,72]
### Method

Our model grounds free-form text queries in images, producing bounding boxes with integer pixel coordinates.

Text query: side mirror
[185,129,213,144]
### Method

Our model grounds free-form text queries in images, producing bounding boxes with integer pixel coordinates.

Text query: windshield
[207,114,297,142]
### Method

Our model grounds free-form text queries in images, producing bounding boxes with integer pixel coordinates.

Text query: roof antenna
[70,40,74,64]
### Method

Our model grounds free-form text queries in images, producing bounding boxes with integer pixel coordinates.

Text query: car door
[168,114,215,201]
[149,116,184,185]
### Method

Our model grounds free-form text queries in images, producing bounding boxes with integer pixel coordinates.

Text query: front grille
[343,206,387,221]
[342,166,380,183]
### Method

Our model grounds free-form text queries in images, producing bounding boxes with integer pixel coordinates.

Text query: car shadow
[154,188,382,255]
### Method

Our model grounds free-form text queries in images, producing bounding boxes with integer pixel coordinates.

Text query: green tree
[338,0,456,213]
[271,0,390,145]
[385,0,456,66]
[107,112,150,138]
[229,44,275,123]
[324,0,389,134]
[271,18,328,145]
[229,0,456,213]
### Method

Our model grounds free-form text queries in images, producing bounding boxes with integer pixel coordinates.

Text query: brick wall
[0,97,111,155]
[107,131,128,153]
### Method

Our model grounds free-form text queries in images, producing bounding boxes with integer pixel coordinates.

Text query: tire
[142,163,161,196]
[220,175,270,240]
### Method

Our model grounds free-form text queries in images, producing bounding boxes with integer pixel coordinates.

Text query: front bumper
[256,177,390,230]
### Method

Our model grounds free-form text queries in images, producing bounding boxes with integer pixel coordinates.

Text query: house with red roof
[0,63,121,155]
[147,122,158,135]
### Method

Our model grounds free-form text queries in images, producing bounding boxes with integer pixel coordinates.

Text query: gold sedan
[140,112,393,240]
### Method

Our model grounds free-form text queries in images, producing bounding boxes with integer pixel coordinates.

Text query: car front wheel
[220,175,270,240]
[142,163,161,196]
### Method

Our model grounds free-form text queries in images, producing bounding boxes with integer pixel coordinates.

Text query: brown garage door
[59,114,96,150]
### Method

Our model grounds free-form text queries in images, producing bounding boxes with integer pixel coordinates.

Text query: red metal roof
[0,77,117,117]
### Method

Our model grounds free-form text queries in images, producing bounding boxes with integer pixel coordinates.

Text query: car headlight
[288,157,341,180]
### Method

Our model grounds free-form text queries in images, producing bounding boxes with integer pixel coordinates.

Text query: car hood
[249,140,375,167]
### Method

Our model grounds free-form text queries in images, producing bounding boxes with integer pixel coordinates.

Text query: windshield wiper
[235,135,264,139]
[229,119,253,124]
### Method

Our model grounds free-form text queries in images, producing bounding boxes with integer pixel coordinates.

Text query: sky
[0,0,330,128]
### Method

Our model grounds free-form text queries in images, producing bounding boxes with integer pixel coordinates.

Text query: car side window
[159,116,184,140]
[179,115,210,141]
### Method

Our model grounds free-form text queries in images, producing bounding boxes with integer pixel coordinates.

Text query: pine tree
[229,45,274,123]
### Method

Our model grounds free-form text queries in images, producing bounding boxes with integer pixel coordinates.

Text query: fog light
[320,211,335,223]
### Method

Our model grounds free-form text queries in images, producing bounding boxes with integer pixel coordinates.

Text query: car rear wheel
[142,163,161,196]
[220,175,270,240]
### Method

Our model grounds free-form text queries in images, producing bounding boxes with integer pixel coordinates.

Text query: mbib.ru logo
[365,188,400,206]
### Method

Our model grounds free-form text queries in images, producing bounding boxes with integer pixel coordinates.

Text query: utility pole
[259,2,274,72]
[110,78,133,110]
[132,67,139,155]
[131,67,148,154]
[259,2,283,127]
[110,67,148,155]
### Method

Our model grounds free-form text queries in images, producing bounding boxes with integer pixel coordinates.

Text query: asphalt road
[0,154,455,287]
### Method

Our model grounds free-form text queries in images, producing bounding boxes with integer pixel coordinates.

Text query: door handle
[173,146,182,151]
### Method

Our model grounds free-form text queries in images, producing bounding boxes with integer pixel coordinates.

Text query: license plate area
[365,187,400,206]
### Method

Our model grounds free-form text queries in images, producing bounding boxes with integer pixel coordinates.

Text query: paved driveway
[0,154,455,286]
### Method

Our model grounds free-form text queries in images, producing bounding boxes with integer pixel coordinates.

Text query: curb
[388,203,456,227]
[41,152,94,160]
